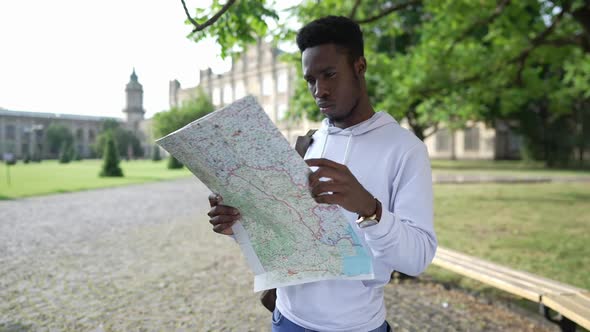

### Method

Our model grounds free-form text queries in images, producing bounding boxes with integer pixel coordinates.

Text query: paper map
[156,96,374,291]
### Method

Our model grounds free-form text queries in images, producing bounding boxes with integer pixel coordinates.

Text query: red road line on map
[227,171,321,240]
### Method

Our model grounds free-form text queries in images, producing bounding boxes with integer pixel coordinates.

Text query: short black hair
[296,16,364,62]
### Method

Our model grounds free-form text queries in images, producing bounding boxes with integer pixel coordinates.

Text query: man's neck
[332,100,375,129]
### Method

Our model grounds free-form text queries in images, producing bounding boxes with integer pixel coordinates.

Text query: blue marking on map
[342,224,372,276]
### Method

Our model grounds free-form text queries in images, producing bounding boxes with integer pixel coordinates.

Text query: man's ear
[355,56,367,76]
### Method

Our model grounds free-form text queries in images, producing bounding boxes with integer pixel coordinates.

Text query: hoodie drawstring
[320,130,354,166]
[320,132,329,159]
[343,133,353,166]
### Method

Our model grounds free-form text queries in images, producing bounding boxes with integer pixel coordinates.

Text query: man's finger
[310,182,347,197]
[208,193,223,207]
[207,205,240,217]
[313,193,343,205]
[306,158,346,170]
[213,222,236,234]
[209,214,240,226]
[309,167,345,186]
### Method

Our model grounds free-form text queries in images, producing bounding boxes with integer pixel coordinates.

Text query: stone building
[170,41,520,159]
[0,109,115,160]
[0,69,149,160]
[425,121,521,160]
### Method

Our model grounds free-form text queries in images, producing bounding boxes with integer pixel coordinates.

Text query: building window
[22,130,31,142]
[76,128,84,141]
[5,142,16,153]
[235,81,246,99]
[277,104,288,121]
[435,128,450,152]
[262,74,273,96]
[34,126,44,140]
[277,70,288,93]
[223,83,233,104]
[464,127,480,151]
[263,103,274,119]
[88,129,95,143]
[212,87,221,106]
[5,124,15,140]
[248,55,257,69]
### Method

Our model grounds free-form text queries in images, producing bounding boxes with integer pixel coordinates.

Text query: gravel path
[0,178,557,331]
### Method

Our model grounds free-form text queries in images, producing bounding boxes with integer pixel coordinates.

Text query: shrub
[167,156,183,169]
[99,134,123,177]
[152,145,162,161]
[59,142,73,164]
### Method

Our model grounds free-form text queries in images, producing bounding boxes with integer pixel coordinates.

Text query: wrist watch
[356,198,382,228]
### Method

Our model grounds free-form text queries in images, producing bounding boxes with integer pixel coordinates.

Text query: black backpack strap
[294,129,317,158]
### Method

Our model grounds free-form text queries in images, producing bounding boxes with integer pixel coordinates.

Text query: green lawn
[426,182,590,291]
[0,159,191,199]
[431,159,590,177]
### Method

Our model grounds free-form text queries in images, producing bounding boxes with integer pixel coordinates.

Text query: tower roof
[126,68,142,90]
[130,67,138,82]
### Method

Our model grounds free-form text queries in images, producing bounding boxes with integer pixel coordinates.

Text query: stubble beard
[328,72,362,124]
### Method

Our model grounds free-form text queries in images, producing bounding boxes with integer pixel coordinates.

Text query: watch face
[357,219,379,228]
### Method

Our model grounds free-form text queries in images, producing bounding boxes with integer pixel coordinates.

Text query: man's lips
[318,104,334,111]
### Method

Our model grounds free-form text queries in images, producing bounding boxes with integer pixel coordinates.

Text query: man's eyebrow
[319,66,336,73]
[304,66,336,79]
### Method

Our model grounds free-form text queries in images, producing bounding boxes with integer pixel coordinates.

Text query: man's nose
[314,80,330,98]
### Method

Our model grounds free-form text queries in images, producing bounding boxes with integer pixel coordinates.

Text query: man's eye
[306,78,316,85]
[326,72,336,78]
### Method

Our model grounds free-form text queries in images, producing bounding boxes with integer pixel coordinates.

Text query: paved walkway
[0,179,558,331]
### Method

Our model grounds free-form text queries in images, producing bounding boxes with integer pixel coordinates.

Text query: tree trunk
[450,129,457,160]
[406,107,426,141]
[540,105,552,167]
[578,103,586,167]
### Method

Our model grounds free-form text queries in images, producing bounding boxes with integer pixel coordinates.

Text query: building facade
[0,109,117,160]
[425,121,521,160]
[0,70,148,160]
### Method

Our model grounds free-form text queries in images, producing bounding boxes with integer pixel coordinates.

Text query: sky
[0,0,295,119]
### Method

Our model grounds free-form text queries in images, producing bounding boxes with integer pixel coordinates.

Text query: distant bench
[432,247,590,332]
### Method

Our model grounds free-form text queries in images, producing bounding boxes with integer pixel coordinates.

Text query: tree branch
[543,35,586,48]
[509,3,571,84]
[181,0,237,33]
[349,0,362,19]
[446,0,511,55]
[355,0,422,24]
[423,123,439,139]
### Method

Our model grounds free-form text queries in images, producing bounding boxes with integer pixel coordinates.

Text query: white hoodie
[276,112,437,332]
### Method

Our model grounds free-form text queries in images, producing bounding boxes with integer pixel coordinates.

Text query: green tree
[99,133,123,177]
[152,145,162,161]
[182,0,590,166]
[46,123,73,156]
[153,90,215,169]
[183,0,279,58]
[94,120,144,159]
[58,141,74,164]
[73,145,82,161]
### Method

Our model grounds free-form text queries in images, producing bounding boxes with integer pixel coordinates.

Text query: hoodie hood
[318,111,396,136]
[315,112,397,164]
